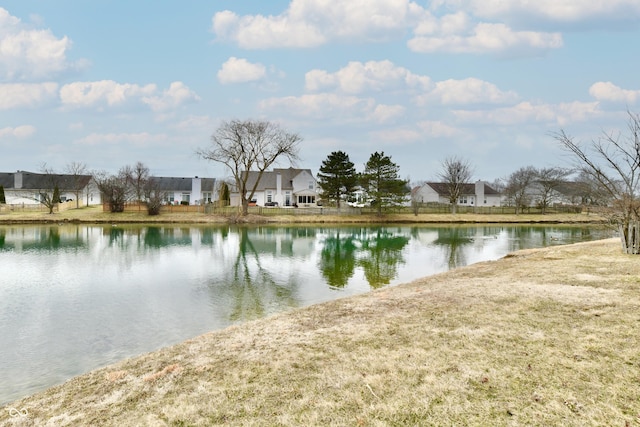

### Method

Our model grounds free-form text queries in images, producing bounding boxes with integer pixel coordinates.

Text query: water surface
[0,223,614,404]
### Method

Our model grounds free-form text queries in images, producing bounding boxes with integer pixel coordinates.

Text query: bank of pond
[0,223,615,405]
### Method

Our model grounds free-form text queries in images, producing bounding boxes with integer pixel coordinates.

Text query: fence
[409,204,585,215]
[98,202,589,216]
[0,200,83,213]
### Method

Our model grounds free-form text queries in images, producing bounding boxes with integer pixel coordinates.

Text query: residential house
[413,181,502,207]
[0,170,99,206]
[521,181,603,208]
[149,176,216,205]
[230,167,319,207]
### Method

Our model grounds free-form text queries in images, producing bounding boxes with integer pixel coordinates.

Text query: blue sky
[1,1,639,184]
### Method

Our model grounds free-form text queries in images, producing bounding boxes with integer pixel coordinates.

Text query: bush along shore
[2,237,638,426]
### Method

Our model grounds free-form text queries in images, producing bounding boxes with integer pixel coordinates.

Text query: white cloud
[0,82,58,109]
[60,80,156,108]
[305,60,431,94]
[174,115,215,131]
[259,93,376,121]
[372,104,405,122]
[589,82,639,105]
[370,127,422,143]
[0,124,36,138]
[217,57,267,84]
[437,0,640,25]
[74,132,168,147]
[142,81,200,112]
[60,81,198,112]
[0,8,82,81]
[212,0,423,49]
[409,22,562,55]
[417,78,518,105]
[417,120,460,138]
[452,101,601,126]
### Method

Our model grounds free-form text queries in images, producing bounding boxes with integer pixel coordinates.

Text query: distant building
[413,181,502,207]
[230,167,319,207]
[148,176,216,205]
[0,170,100,206]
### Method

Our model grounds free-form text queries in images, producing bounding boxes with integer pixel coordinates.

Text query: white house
[0,170,100,206]
[149,176,216,205]
[230,167,319,207]
[413,181,502,207]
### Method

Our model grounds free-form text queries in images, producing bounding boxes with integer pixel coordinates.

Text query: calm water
[0,223,614,404]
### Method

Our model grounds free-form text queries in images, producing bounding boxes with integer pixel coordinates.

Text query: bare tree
[144,177,166,216]
[37,163,62,214]
[573,169,611,206]
[64,161,88,208]
[437,156,473,214]
[534,167,573,214]
[122,161,149,203]
[504,166,537,214]
[553,111,640,253]
[197,119,301,215]
[93,168,131,213]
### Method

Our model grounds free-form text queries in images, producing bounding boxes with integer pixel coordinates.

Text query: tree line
[5,112,639,254]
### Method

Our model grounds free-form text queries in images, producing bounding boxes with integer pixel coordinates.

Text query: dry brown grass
[2,238,639,426]
[0,204,605,225]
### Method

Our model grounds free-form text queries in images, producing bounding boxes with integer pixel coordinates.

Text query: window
[308,181,314,189]
[266,190,273,203]
[202,192,212,203]
[459,196,467,204]
[181,193,190,204]
[298,195,315,204]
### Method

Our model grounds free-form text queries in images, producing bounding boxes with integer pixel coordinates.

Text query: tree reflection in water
[224,228,298,322]
[319,227,410,289]
[319,230,357,289]
[432,227,474,269]
[358,228,410,288]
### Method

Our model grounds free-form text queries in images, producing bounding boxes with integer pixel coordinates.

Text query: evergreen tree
[219,182,230,206]
[317,151,357,208]
[0,185,5,204]
[360,152,408,216]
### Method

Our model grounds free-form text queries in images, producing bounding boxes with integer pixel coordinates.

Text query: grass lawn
[0,204,606,225]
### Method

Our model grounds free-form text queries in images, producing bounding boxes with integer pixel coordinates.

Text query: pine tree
[361,152,408,216]
[219,182,230,206]
[317,151,357,208]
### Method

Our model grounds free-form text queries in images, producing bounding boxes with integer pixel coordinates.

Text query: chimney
[475,180,485,204]
[14,171,23,189]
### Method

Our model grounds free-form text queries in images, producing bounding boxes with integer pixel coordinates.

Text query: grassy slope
[2,238,639,426]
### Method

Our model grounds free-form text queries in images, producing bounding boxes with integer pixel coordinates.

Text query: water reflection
[0,223,615,405]
[213,227,299,321]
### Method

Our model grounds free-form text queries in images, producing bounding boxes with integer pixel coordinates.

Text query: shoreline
[2,237,637,426]
[0,205,607,225]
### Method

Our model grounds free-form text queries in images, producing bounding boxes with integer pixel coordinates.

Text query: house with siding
[149,176,216,205]
[413,181,502,207]
[230,167,319,207]
[0,170,99,206]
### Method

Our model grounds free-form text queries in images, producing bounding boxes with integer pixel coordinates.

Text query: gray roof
[0,171,92,190]
[240,168,312,192]
[149,176,216,192]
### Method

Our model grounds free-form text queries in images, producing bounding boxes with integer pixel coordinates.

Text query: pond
[0,223,614,405]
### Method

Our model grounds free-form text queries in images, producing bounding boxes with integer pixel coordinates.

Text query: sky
[1,1,639,184]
